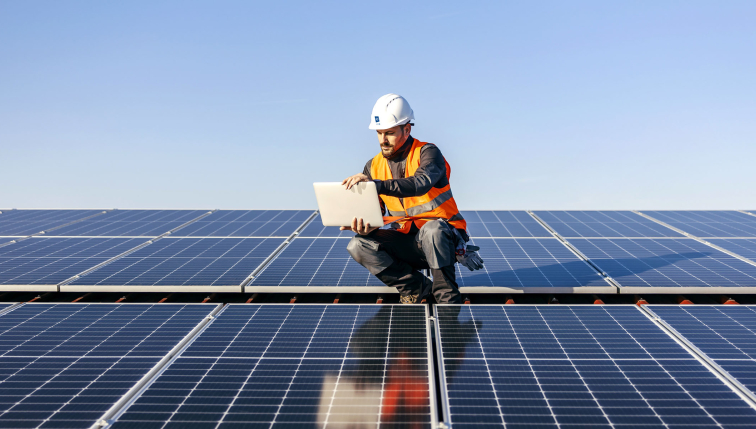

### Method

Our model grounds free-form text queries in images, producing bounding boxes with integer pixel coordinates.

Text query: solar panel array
[5,210,756,293]
[436,305,756,428]
[640,210,756,238]
[647,305,756,401]
[108,304,435,428]
[0,303,215,429]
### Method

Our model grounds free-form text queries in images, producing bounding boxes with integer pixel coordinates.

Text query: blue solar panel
[70,237,284,288]
[0,237,22,245]
[0,237,149,286]
[568,238,756,291]
[534,210,684,238]
[437,305,756,428]
[171,210,313,237]
[109,304,434,429]
[248,238,386,288]
[641,211,756,237]
[456,238,611,291]
[0,209,104,236]
[708,238,756,261]
[297,214,353,237]
[0,303,215,429]
[647,305,756,399]
[46,210,209,236]
[0,303,13,313]
[461,211,552,238]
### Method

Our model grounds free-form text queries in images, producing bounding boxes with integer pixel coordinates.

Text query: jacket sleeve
[375,144,447,198]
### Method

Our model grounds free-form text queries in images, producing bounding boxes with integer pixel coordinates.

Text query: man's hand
[342,173,369,190]
[340,217,379,236]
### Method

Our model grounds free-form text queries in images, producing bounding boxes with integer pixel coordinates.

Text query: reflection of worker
[341,94,484,304]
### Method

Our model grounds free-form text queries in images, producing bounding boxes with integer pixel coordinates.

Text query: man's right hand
[342,173,369,190]
[340,217,379,236]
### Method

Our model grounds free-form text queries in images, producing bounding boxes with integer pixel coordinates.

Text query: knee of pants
[346,236,378,265]
[417,220,456,269]
[420,220,448,241]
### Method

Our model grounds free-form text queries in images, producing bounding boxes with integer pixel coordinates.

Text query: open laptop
[313,182,384,227]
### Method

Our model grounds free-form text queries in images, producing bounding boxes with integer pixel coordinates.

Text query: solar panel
[708,239,756,261]
[0,303,14,314]
[436,305,756,428]
[456,238,614,293]
[45,210,209,237]
[646,305,756,401]
[108,304,435,428]
[0,237,23,245]
[170,210,313,237]
[641,210,756,237]
[567,238,756,293]
[0,303,215,429]
[461,211,552,238]
[67,237,285,291]
[0,237,149,290]
[297,214,353,237]
[0,209,104,236]
[247,238,388,291]
[534,210,684,238]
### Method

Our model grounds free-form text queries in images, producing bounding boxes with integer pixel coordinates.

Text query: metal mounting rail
[92,303,226,429]
[528,211,622,292]
[633,210,756,269]
[239,210,319,292]
[56,210,218,290]
[0,210,114,250]
[738,210,756,219]
[639,305,756,409]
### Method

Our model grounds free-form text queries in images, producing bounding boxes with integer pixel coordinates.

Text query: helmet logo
[374,116,380,123]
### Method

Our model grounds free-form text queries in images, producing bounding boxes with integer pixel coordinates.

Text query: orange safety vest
[370,139,467,233]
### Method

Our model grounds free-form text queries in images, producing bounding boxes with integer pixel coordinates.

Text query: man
[341,93,484,304]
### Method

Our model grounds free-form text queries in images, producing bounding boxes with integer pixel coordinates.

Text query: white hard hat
[368,93,414,130]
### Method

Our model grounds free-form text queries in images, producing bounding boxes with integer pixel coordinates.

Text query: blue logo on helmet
[374,116,380,123]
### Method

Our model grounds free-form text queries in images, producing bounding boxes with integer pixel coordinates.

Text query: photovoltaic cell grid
[70,237,284,287]
[109,304,434,429]
[46,210,208,237]
[0,303,214,429]
[0,210,104,236]
[534,210,684,238]
[641,211,756,237]
[461,211,552,238]
[708,239,756,262]
[0,237,149,285]
[171,210,313,237]
[437,305,756,429]
[568,238,756,291]
[297,214,353,238]
[249,238,386,288]
[648,305,756,399]
[456,238,610,290]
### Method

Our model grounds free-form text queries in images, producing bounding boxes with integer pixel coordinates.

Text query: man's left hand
[340,217,379,236]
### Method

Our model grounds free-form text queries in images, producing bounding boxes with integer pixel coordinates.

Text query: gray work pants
[346,219,462,304]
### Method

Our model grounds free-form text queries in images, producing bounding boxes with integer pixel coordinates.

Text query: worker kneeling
[341,94,484,304]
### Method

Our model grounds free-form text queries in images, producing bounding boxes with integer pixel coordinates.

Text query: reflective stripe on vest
[370,139,467,233]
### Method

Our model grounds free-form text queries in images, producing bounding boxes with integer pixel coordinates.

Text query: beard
[380,144,395,157]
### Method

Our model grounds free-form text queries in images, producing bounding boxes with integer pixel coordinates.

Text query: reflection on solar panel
[647,305,756,400]
[568,238,756,293]
[248,238,387,290]
[0,237,22,245]
[0,303,13,313]
[641,211,756,237]
[534,210,683,238]
[437,305,756,428]
[0,237,149,288]
[171,210,313,237]
[46,210,208,236]
[68,237,284,291]
[0,303,214,429]
[297,214,353,237]
[0,209,104,236]
[109,304,434,429]
[456,238,612,292]
[708,239,756,261]
[462,211,552,238]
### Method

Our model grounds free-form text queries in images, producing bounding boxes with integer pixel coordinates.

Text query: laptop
[313,182,384,227]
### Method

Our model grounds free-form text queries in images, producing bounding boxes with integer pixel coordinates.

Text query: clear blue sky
[2,1,754,210]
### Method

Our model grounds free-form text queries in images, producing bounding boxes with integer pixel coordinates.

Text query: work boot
[399,294,419,304]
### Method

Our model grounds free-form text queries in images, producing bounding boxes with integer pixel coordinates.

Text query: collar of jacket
[383,135,414,161]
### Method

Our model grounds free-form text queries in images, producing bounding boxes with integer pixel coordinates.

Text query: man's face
[376,124,410,157]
